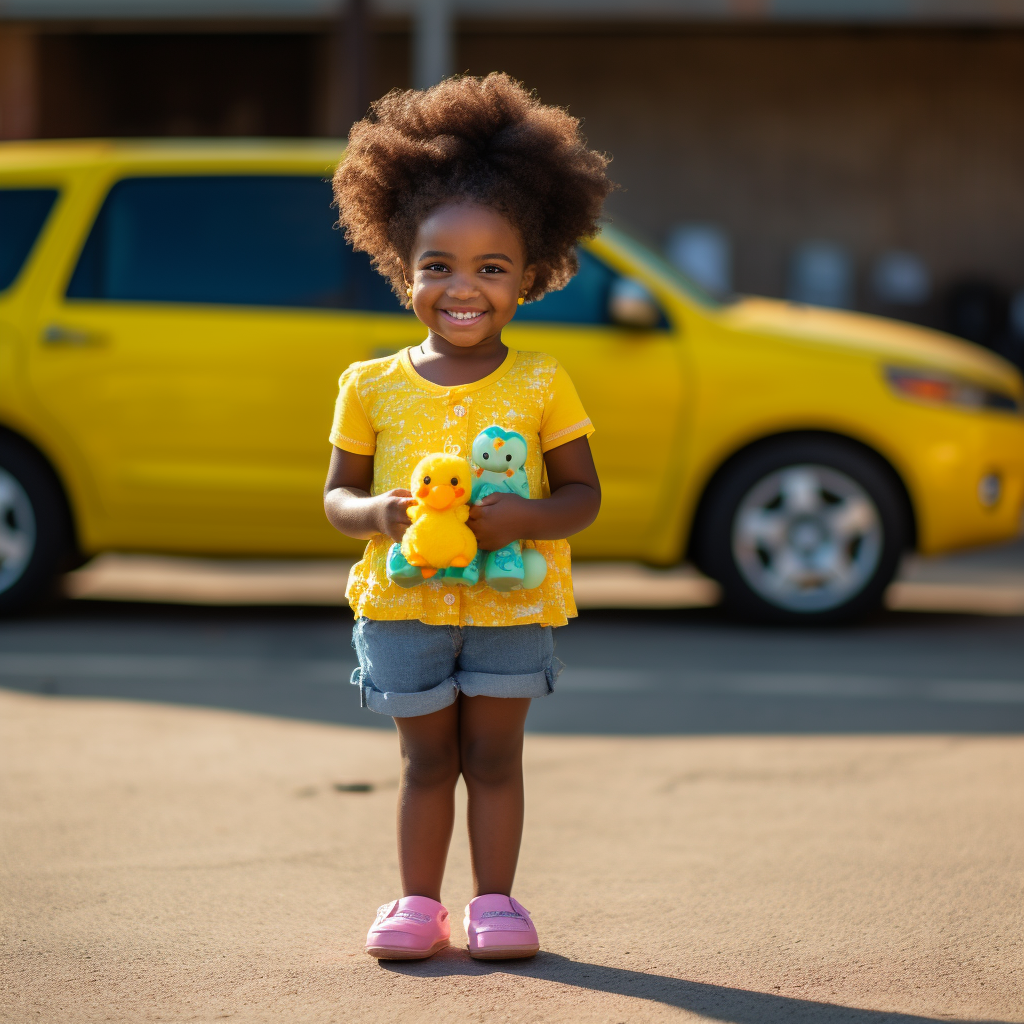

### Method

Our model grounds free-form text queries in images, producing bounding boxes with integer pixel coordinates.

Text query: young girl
[324,73,611,961]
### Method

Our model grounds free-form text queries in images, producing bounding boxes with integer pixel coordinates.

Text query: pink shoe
[365,896,450,960]
[464,894,540,960]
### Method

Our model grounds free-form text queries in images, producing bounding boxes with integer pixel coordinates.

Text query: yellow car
[2,139,1023,620]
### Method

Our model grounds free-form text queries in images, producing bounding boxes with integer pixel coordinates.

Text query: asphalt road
[2,600,1023,733]
[4,598,1023,1022]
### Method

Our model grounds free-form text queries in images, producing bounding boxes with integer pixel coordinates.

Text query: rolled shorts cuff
[350,657,563,717]
[350,667,459,718]
[456,657,563,700]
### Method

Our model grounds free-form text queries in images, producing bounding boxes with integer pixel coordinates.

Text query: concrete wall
[37,32,323,138]
[0,27,39,139]
[453,27,1024,318]
[18,25,1024,322]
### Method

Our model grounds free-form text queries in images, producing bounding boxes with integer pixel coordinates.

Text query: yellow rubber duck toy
[401,453,478,579]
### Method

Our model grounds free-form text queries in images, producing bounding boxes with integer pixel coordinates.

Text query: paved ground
[2,689,1022,1024]
[3,546,1024,1022]
[60,535,1024,617]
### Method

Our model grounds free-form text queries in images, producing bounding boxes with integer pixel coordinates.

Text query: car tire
[0,434,75,614]
[693,436,909,623]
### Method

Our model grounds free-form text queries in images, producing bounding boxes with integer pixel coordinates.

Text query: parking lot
[2,549,1022,1023]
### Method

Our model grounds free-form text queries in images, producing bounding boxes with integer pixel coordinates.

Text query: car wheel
[0,436,74,614]
[695,437,909,622]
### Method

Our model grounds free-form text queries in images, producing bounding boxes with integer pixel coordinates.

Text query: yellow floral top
[330,346,594,627]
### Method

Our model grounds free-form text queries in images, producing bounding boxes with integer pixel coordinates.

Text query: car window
[602,223,726,309]
[66,175,405,313]
[514,247,618,325]
[0,188,59,293]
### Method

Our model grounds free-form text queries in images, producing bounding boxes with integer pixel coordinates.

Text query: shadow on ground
[2,600,1024,733]
[381,949,1006,1023]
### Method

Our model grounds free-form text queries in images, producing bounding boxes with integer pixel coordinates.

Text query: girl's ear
[520,264,538,298]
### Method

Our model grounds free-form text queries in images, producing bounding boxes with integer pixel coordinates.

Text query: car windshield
[597,221,729,309]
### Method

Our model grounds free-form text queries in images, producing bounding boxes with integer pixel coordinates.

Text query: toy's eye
[450,477,458,485]
[423,476,431,485]
[482,452,489,460]
[506,454,512,461]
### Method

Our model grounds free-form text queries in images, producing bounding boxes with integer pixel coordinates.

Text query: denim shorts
[350,617,563,718]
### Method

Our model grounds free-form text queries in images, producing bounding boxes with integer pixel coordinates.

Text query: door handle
[41,324,105,346]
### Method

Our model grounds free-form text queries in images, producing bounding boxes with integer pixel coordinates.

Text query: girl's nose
[447,276,479,299]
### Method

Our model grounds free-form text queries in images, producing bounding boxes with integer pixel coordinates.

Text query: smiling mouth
[441,309,485,323]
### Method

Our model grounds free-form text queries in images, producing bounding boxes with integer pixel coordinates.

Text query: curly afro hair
[333,73,613,304]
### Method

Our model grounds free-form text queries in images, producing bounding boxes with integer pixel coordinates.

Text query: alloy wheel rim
[732,464,883,612]
[0,469,36,594]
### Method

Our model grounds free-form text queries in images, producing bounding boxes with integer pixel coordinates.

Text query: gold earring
[406,286,413,298]
[517,295,525,305]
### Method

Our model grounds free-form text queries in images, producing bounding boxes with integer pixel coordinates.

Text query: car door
[504,247,686,559]
[25,172,421,555]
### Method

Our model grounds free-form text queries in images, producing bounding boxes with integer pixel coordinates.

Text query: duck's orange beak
[423,484,463,510]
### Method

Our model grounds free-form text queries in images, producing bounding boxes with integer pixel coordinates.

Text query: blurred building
[5,1,1024,347]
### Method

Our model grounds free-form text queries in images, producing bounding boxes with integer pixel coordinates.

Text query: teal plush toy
[385,425,547,592]
[472,425,530,501]
[467,426,547,591]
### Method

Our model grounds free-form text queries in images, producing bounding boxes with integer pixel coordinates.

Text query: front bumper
[905,410,1024,555]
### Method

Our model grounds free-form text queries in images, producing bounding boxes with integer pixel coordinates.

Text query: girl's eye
[480,265,505,274]
[423,263,449,273]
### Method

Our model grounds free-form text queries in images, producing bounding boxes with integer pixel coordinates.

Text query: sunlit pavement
[2,686,1020,1023]
[2,551,1024,1022]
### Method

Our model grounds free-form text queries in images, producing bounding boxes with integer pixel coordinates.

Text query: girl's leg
[394,702,461,902]
[458,694,532,897]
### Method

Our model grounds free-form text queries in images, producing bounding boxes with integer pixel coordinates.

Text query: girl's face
[406,203,536,349]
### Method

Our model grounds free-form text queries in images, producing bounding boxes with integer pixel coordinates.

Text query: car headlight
[885,366,1019,413]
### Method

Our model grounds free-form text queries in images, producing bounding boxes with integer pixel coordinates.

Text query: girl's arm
[468,436,601,550]
[323,446,414,542]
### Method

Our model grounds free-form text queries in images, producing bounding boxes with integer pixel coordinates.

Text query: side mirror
[608,277,662,329]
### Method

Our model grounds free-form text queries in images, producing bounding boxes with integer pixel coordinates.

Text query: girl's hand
[325,449,417,542]
[373,489,415,543]
[467,492,533,551]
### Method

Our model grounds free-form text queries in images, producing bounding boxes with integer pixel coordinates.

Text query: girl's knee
[402,745,461,789]
[461,739,522,787]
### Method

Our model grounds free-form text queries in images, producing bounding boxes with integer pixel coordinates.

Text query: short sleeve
[329,364,376,455]
[539,362,595,453]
